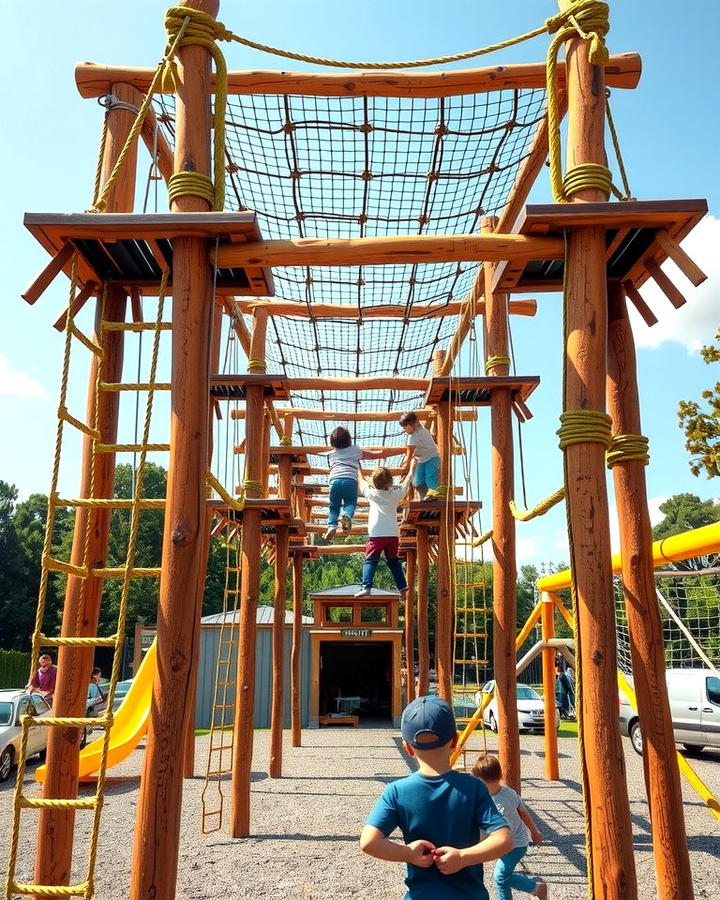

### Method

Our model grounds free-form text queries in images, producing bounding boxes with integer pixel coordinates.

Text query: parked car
[0,690,53,782]
[86,682,108,730]
[619,668,720,755]
[479,680,560,733]
[112,679,133,712]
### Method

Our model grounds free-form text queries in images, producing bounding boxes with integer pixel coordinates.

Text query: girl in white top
[355,462,416,598]
[473,754,547,900]
[324,427,401,541]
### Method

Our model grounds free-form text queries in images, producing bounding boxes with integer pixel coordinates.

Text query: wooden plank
[53,282,98,332]
[213,233,565,269]
[232,298,537,319]
[644,258,687,309]
[75,53,642,98]
[517,199,707,232]
[22,242,75,304]
[621,280,657,327]
[24,210,261,241]
[654,228,707,286]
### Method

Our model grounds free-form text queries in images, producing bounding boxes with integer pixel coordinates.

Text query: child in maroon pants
[356,462,415,598]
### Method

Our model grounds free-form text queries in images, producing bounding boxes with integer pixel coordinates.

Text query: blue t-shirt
[365,769,508,899]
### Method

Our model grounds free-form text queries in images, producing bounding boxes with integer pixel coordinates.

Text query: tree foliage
[678,328,720,478]
[652,493,720,571]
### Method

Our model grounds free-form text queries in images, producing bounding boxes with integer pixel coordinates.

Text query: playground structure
[3,2,714,899]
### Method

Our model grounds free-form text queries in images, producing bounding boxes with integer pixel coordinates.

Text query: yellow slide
[35,640,156,783]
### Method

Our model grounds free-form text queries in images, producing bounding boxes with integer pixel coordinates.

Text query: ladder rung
[205,769,232,777]
[40,635,118,648]
[11,882,89,897]
[100,382,171,392]
[454,659,488,665]
[96,443,171,453]
[45,557,88,577]
[90,566,161,577]
[55,497,166,509]
[26,715,102,728]
[103,321,172,332]
[455,633,487,639]
[18,796,98,810]
[456,607,488,614]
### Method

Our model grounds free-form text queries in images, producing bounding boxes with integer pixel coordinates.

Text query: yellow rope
[102,321,172,332]
[484,355,510,373]
[164,6,229,210]
[207,471,246,511]
[91,16,192,212]
[471,529,494,547]
[242,478,264,497]
[606,433,649,468]
[100,382,171,392]
[509,486,566,522]
[557,410,613,450]
[545,1,611,202]
[247,358,267,372]
[95,442,171,453]
[279,436,293,446]
[167,171,216,207]
[605,92,633,200]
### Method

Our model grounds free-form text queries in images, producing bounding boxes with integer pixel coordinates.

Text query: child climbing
[355,461,416,598]
[324,426,401,541]
[399,411,442,500]
[472,754,548,900]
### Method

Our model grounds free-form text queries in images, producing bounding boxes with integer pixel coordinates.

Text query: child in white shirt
[473,754,547,900]
[355,461,416,598]
[399,411,442,500]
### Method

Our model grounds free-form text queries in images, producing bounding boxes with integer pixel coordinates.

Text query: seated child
[399,412,442,500]
[325,426,400,541]
[361,695,512,899]
[472,754,547,900]
[355,462,415,598]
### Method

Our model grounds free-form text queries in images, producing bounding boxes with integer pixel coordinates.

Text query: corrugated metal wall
[196,625,312,729]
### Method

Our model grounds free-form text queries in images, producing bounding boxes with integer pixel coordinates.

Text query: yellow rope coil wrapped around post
[509,486,566,522]
[279,436,293,447]
[247,358,267,372]
[557,410,613,450]
[606,434,649,468]
[484,355,511,373]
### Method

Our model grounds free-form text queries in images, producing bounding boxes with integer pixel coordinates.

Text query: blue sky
[1,0,718,567]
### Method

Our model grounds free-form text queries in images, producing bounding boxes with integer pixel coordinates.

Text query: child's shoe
[340,514,352,533]
[324,526,337,541]
[354,588,372,598]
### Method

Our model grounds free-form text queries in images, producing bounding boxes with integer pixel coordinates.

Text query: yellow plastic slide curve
[35,639,156,784]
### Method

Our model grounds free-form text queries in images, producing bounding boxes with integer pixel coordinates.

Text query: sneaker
[324,526,337,541]
[340,514,351,533]
[354,588,372,598]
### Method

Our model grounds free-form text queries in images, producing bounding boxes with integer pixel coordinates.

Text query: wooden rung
[457,633,488,639]
[644,258,687,309]
[53,282,98,331]
[22,242,75,305]
[18,796,98,810]
[454,659,488,664]
[11,880,89,897]
[40,635,118,648]
[100,382,171,392]
[654,228,707,286]
[621,280,658,327]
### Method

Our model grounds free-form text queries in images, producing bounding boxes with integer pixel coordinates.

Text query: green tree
[0,481,29,649]
[678,327,720,478]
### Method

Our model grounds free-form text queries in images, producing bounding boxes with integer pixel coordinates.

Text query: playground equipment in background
[34,641,156,785]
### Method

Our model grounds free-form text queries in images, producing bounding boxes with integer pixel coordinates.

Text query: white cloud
[609,494,667,553]
[631,214,720,352]
[0,353,50,400]
[516,536,538,562]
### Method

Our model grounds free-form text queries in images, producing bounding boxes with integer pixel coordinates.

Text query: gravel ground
[2,727,719,898]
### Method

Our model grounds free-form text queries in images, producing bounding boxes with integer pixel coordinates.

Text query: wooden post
[483,215,520,792]
[541,593,559,781]
[404,548,416,703]
[607,283,694,899]
[560,4,637,894]
[183,305,223,778]
[277,416,294,500]
[269,525,290,777]
[432,350,453,702]
[291,552,304,747]
[416,528,430,697]
[34,80,138,890]
[130,3,218,897]
[230,306,267,836]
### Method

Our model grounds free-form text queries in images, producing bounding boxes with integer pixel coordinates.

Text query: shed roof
[201,607,313,625]
[309,585,400,599]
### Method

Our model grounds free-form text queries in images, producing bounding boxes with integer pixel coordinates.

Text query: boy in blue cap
[360,695,512,899]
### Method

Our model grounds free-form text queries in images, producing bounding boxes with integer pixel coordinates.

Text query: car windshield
[0,701,13,726]
[517,686,541,700]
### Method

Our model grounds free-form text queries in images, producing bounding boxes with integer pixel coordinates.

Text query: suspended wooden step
[424,376,539,407]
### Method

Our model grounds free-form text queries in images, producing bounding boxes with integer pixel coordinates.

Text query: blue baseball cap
[401,695,457,749]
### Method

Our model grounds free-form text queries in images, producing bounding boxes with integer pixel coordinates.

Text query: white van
[619,668,720,755]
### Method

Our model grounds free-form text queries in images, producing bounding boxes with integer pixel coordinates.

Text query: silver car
[619,668,720,755]
[0,690,53,782]
[480,680,560,733]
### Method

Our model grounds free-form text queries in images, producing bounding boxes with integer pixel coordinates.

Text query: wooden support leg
[416,528,430,697]
[404,548,416,703]
[291,553,304,747]
[607,283,694,899]
[270,526,290,778]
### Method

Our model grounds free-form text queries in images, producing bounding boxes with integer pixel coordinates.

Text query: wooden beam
[232,298,537,319]
[644,258,687,309]
[653,228,707,286]
[416,528,430,697]
[560,5,638,895]
[291,554,303,746]
[213,233,564,269]
[75,52,642,98]
[22,242,75,305]
[130,7,217,895]
[269,525,290,778]
[233,408,478,422]
[286,376,428,392]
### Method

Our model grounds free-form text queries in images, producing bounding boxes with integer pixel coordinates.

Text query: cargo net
[615,568,720,675]
[153,86,546,453]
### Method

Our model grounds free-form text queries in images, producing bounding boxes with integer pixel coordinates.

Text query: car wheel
[488,712,498,733]
[629,721,643,755]
[0,746,13,782]
[682,744,705,754]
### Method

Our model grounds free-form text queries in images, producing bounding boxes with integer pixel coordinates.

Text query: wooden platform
[319,714,359,727]
[24,212,273,298]
[494,199,707,295]
[424,376,539,406]
[207,498,305,536]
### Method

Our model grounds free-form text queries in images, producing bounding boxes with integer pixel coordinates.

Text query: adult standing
[25,653,58,704]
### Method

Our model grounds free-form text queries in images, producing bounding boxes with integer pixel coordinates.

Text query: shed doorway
[319,640,393,723]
